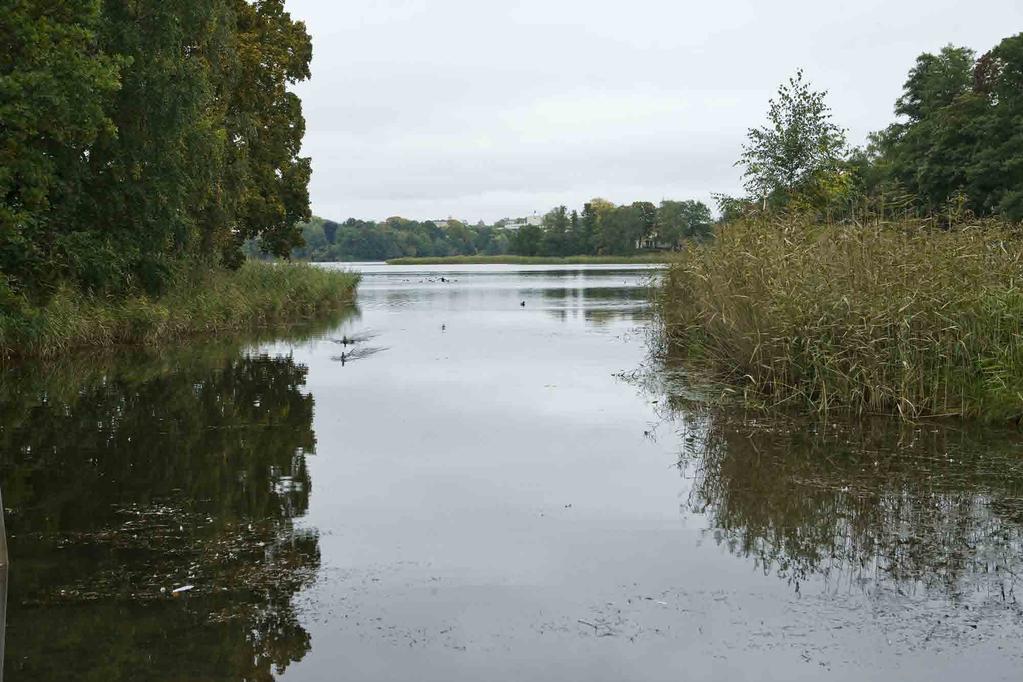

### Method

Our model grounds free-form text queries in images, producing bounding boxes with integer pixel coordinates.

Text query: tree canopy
[739,70,848,206]
[0,0,313,303]
[282,196,714,262]
[735,33,1023,223]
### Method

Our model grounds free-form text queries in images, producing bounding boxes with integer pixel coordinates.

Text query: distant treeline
[275,199,713,262]
[2,1,313,304]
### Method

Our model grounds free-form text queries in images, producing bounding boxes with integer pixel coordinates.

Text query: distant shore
[385,254,676,265]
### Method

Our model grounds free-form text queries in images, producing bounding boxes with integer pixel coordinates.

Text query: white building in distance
[499,215,543,231]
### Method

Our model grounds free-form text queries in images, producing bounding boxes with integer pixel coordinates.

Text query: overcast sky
[285,0,1023,223]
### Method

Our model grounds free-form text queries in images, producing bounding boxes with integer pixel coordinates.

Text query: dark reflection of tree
[673,405,1023,599]
[0,335,334,681]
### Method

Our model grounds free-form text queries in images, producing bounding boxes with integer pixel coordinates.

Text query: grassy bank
[386,254,676,265]
[0,262,359,358]
[657,219,1023,421]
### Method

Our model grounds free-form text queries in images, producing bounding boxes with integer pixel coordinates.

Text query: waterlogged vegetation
[658,219,1023,420]
[0,262,358,358]
[657,32,1023,420]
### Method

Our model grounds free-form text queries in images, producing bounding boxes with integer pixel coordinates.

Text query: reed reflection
[674,405,1023,602]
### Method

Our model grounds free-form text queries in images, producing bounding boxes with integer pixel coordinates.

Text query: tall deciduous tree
[656,200,713,246]
[0,0,313,299]
[0,0,121,301]
[739,70,847,205]
[226,0,313,265]
[876,36,1023,220]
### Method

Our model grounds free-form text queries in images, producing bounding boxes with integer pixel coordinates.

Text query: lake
[2,264,1021,681]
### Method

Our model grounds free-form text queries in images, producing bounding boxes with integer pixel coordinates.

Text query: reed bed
[656,219,1023,420]
[0,262,359,358]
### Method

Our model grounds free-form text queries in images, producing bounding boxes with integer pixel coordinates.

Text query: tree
[1,0,315,300]
[873,37,1023,220]
[598,203,646,254]
[510,224,543,256]
[225,0,313,264]
[739,70,847,205]
[656,200,713,246]
[583,198,616,254]
[967,34,1023,219]
[541,206,570,256]
[322,220,339,244]
[895,46,976,122]
[0,0,121,301]
[632,201,657,246]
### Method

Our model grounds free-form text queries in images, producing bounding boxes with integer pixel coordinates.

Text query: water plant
[0,262,359,358]
[656,218,1023,420]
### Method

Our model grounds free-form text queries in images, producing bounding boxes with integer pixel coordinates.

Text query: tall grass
[385,254,675,265]
[656,218,1023,420]
[0,262,359,358]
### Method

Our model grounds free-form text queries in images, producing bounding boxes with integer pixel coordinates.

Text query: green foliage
[510,223,544,256]
[657,218,1023,420]
[0,0,121,301]
[286,217,512,261]
[657,200,713,243]
[230,0,313,260]
[0,262,358,357]
[739,70,848,206]
[726,33,1023,225]
[0,1,314,302]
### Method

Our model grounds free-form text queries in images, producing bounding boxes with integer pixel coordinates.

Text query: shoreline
[0,262,360,359]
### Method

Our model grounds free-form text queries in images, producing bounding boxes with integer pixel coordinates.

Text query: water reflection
[353,264,655,328]
[0,334,333,680]
[539,286,649,325]
[674,405,1023,605]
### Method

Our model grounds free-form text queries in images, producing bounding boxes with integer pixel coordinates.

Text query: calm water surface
[1,264,1021,681]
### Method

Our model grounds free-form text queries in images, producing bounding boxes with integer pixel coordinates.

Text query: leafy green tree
[581,198,614,254]
[541,206,570,256]
[510,224,543,256]
[225,0,313,265]
[976,34,1023,219]
[872,37,1023,220]
[0,0,121,301]
[739,70,848,206]
[322,219,340,244]
[656,200,713,246]
[1,0,314,299]
[597,203,646,254]
[896,46,976,122]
